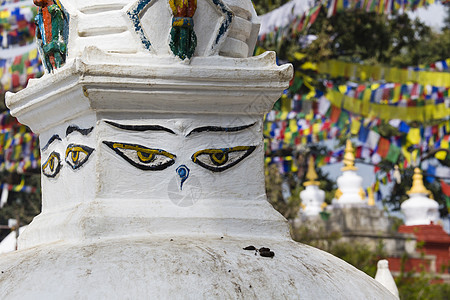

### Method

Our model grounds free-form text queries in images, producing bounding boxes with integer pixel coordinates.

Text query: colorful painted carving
[169,0,197,60]
[34,0,68,72]
[191,146,256,172]
[186,123,256,137]
[42,134,62,151]
[42,151,62,178]
[176,165,190,190]
[65,144,95,170]
[41,126,95,178]
[103,141,176,171]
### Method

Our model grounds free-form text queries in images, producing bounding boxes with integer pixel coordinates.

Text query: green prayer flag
[386,144,401,163]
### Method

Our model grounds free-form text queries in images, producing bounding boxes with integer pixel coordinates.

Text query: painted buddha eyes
[42,152,62,178]
[103,141,176,171]
[191,146,256,172]
[65,144,95,169]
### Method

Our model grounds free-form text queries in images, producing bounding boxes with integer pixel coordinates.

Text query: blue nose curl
[176,165,190,190]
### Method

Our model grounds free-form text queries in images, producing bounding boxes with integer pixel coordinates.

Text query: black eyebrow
[104,120,176,134]
[66,125,94,137]
[42,134,62,151]
[186,123,256,137]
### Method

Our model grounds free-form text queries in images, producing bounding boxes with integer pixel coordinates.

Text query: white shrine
[335,140,366,206]
[0,0,395,298]
[299,156,325,217]
[401,168,440,226]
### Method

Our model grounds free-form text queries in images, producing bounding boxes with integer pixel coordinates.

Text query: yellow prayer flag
[313,123,321,134]
[294,52,306,60]
[351,119,361,135]
[24,160,31,170]
[406,128,421,145]
[29,49,38,60]
[402,146,412,164]
[301,62,317,70]
[435,150,447,160]
[0,11,10,19]
[289,119,298,133]
[284,132,292,143]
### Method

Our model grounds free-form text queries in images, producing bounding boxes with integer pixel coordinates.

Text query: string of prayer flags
[0,4,37,48]
[0,182,37,194]
[0,47,44,92]
[318,59,450,87]
[258,0,446,44]
[0,111,40,174]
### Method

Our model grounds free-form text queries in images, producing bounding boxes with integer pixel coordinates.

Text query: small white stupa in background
[375,260,399,299]
[401,168,439,226]
[299,156,325,217]
[0,1,395,298]
[335,140,366,206]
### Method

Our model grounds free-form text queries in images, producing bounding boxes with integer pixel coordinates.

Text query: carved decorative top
[341,140,358,171]
[169,0,197,59]
[33,0,68,72]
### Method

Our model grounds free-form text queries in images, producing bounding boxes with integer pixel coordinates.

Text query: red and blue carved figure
[169,0,197,60]
[34,0,67,72]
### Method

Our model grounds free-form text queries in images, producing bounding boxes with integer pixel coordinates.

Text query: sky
[407,2,448,31]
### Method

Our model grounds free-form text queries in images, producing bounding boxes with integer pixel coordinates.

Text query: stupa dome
[401,168,439,226]
[299,156,325,216]
[335,140,366,206]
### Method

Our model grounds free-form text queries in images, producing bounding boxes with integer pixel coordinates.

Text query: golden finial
[367,188,375,206]
[321,202,328,210]
[341,140,358,171]
[304,156,320,186]
[407,168,430,195]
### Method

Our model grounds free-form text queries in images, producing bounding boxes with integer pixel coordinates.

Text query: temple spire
[304,156,320,187]
[341,140,357,171]
[407,168,429,195]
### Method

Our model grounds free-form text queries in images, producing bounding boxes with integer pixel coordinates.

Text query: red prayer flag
[377,137,390,158]
[330,106,341,123]
[441,180,450,197]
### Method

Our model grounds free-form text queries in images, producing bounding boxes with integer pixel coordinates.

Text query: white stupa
[0,1,395,298]
[299,156,325,217]
[401,168,439,226]
[335,140,366,206]
[375,260,399,299]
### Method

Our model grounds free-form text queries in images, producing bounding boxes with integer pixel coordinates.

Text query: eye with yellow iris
[42,151,62,178]
[191,146,256,172]
[103,141,176,171]
[65,144,94,170]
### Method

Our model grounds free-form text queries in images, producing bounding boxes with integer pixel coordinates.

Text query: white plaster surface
[0,237,396,299]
